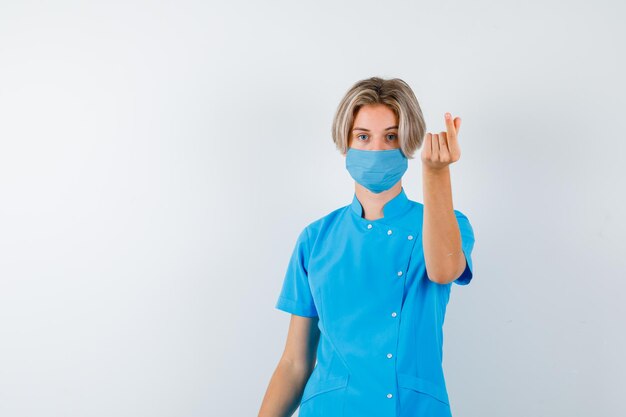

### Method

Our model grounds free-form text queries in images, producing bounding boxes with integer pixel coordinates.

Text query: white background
[1,1,625,416]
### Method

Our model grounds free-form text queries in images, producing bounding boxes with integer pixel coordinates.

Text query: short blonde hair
[331,76,426,159]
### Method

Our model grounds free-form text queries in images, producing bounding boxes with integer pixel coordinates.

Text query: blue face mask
[345,147,408,193]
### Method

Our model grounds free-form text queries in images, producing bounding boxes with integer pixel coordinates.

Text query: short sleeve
[453,210,475,286]
[275,227,319,317]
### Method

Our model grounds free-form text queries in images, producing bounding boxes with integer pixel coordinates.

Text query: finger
[422,133,432,159]
[445,112,457,137]
[438,131,450,162]
[431,133,440,161]
[445,115,461,158]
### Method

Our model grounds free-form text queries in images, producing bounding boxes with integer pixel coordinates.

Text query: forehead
[353,104,398,127]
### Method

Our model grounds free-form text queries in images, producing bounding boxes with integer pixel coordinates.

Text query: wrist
[422,165,450,177]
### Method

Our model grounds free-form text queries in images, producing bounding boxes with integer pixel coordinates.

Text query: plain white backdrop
[1,1,625,416]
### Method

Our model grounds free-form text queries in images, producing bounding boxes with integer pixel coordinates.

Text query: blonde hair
[331,76,426,159]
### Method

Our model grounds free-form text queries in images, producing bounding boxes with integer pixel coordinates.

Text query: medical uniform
[275,186,475,417]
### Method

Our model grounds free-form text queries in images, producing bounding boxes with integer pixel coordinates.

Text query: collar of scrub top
[350,186,412,222]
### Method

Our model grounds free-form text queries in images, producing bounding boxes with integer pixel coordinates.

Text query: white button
[387,229,393,235]
[387,353,393,358]
[387,393,393,398]
[407,235,413,240]
[397,271,403,277]
[367,224,372,229]
[391,312,397,317]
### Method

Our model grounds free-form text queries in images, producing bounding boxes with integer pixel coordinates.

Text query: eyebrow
[352,126,398,132]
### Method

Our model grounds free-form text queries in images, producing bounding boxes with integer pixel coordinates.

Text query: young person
[258,76,475,417]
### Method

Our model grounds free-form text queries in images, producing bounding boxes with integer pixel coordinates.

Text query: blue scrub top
[275,187,475,417]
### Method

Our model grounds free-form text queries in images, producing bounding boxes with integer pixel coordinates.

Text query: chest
[307,221,421,308]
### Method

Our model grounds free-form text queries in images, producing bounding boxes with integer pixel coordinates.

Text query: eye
[386,134,398,141]
[356,134,368,141]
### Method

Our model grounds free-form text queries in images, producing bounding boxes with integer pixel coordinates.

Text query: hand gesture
[421,112,462,171]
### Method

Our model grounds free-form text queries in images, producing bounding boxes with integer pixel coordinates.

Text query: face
[347,104,400,152]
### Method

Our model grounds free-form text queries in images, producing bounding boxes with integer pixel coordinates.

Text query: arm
[422,165,466,284]
[421,112,467,285]
[258,315,320,417]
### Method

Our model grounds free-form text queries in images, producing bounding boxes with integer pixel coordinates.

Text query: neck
[355,182,403,220]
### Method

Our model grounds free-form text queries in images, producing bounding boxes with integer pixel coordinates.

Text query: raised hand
[421,112,462,171]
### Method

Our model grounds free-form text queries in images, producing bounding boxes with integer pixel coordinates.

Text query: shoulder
[301,204,350,242]
[453,208,472,226]
[453,208,470,218]
[408,198,424,213]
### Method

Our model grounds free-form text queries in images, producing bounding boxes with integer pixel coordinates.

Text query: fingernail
[445,113,450,119]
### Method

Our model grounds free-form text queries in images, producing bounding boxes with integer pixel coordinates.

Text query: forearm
[258,358,311,417]
[422,165,466,284]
